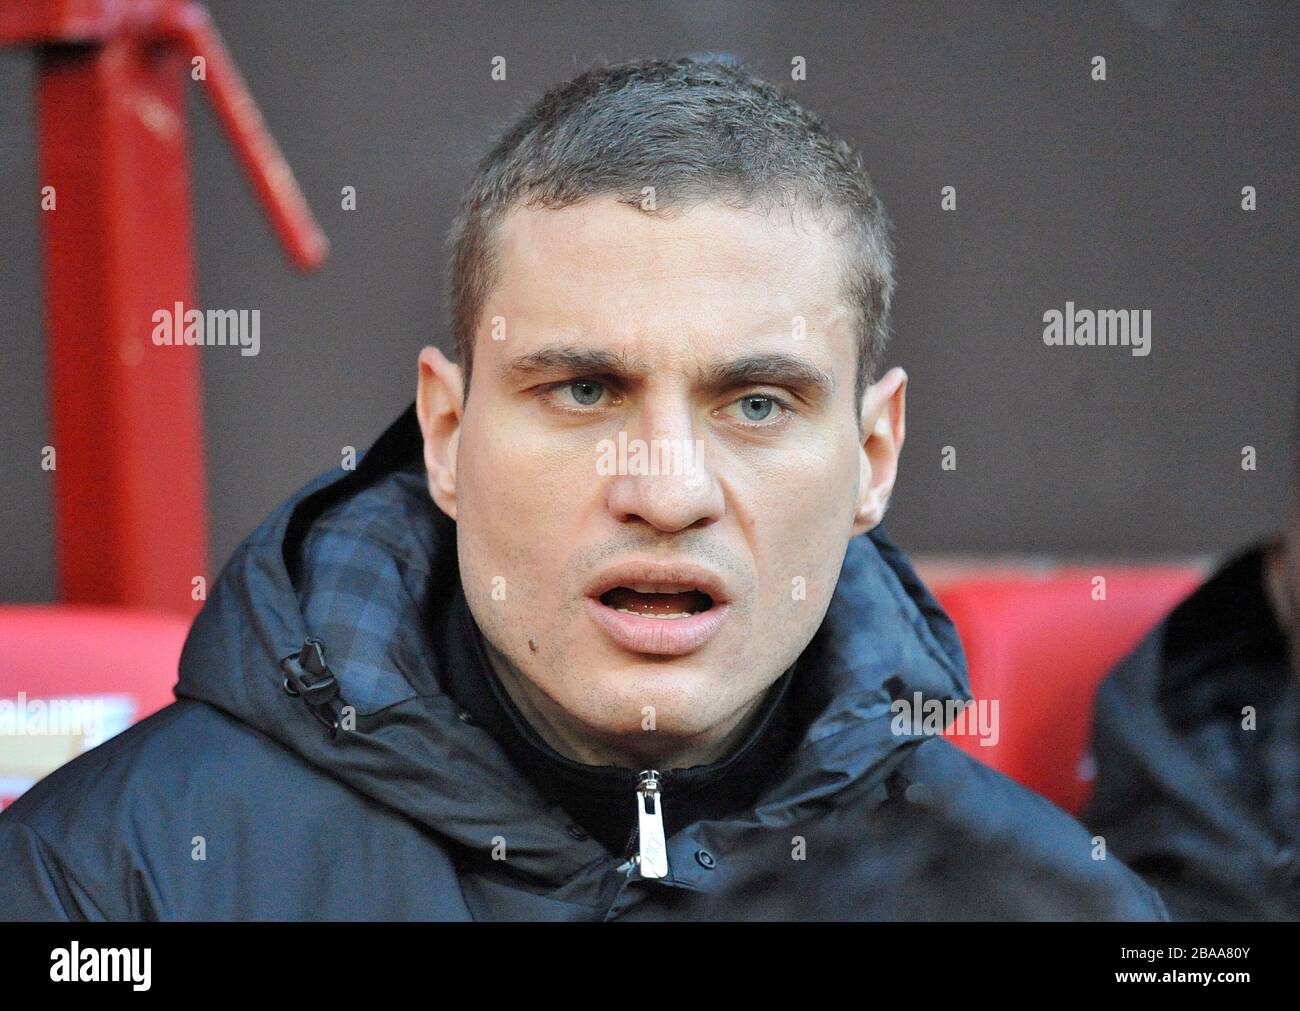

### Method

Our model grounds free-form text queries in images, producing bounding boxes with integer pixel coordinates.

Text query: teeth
[615,608,694,619]
[628,584,696,594]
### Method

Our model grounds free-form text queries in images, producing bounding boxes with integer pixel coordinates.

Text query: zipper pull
[635,770,669,879]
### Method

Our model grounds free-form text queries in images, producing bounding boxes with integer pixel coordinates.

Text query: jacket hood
[176,404,971,894]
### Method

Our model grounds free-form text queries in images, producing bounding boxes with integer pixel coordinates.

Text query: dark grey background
[2,0,1297,603]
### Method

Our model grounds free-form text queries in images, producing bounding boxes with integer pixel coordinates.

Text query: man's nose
[603,406,724,533]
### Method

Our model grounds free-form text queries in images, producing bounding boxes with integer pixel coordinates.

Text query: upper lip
[585,560,732,606]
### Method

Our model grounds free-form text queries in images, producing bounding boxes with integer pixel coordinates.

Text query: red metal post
[3,0,326,616]
[38,33,208,616]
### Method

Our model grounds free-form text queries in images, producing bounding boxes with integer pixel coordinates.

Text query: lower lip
[584,596,731,656]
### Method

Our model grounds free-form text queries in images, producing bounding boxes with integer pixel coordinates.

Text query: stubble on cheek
[457,469,591,699]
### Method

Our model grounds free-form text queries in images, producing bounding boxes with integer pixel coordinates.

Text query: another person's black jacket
[1085,543,1300,920]
[0,406,1167,920]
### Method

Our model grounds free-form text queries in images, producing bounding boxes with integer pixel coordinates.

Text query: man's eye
[726,394,787,425]
[568,379,607,406]
[552,378,608,408]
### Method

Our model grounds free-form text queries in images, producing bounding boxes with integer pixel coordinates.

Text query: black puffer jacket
[0,406,1167,920]
[1085,544,1300,920]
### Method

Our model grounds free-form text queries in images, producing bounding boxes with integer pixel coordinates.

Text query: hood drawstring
[280,638,349,739]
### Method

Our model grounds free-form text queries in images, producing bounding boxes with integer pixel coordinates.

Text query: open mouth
[597,586,715,620]
[584,564,731,655]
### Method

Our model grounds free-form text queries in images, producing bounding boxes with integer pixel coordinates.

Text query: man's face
[422,195,902,765]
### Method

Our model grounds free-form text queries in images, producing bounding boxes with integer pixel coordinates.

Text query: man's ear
[416,346,464,521]
[851,366,907,537]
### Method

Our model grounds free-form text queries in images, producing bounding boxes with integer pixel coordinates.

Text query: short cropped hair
[446,55,897,411]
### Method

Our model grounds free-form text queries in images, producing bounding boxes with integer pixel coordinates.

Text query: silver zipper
[635,769,669,879]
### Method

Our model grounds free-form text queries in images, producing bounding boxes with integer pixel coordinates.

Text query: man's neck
[478,637,769,770]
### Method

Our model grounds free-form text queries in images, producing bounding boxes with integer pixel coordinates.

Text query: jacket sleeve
[0,816,100,921]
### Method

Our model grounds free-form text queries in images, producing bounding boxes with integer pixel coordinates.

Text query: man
[1085,396,1300,920]
[0,56,1164,920]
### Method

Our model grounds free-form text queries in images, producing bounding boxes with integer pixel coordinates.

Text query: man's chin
[559,686,726,747]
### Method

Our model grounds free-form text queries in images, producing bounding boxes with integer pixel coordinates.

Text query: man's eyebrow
[500,344,835,399]
[698,353,835,399]
[499,345,649,382]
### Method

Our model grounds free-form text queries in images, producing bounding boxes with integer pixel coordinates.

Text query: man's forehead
[489,198,850,309]
[482,198,857,387]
